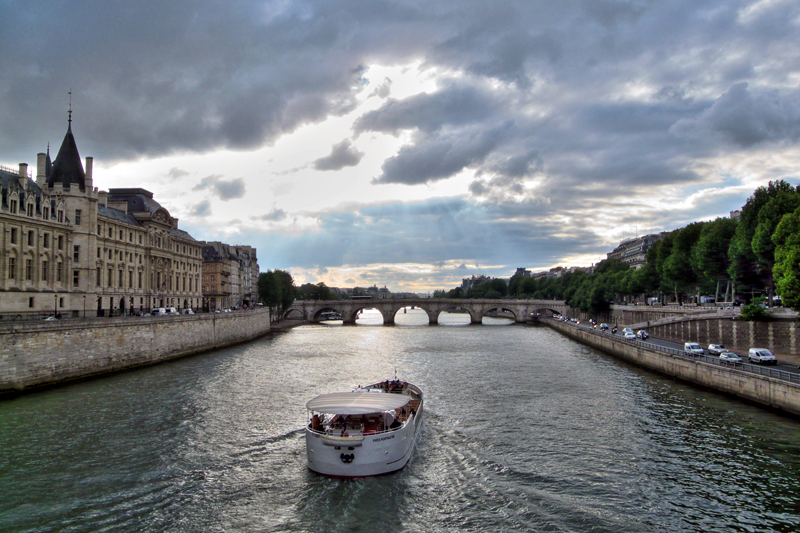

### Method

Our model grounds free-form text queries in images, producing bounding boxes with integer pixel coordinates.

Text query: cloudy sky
[3,0,800,293]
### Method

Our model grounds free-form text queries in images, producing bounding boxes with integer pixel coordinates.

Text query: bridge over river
[284,298,569,324]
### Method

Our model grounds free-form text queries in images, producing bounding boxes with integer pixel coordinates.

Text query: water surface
[1,319,799,532]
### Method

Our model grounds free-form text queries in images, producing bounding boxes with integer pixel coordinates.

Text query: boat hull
[306,408,423,477]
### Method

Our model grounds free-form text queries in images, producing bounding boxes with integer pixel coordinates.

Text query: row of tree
[435,181,800,315]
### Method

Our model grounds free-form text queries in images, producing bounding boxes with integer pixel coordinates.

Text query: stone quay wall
[0,309,271,395]
[543,319,800,417]
[635,317,798,357]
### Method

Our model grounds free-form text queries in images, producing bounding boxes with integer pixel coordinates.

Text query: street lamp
[54,294,58,319]
[83,295,86,319]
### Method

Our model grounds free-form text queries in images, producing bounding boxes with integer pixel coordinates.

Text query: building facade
[606,233,664,270]
[0,114,203,317]
[201,242,260,310]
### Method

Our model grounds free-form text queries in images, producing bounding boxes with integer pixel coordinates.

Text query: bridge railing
[546,318,800,386]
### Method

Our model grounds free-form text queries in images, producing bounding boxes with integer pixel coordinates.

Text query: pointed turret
[46,143,52,177]
[47,103,85,190]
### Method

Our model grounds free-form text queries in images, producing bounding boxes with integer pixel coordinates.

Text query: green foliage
[469,278,508,298]
[729,180,800,288]
[433,287,464,298]
[738,296,769,321]
[772,206,800,312]
[692,217,736,289]
[297,282,337,301]
[257,269,297,316]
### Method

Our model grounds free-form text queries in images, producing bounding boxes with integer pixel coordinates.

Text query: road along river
[1,314,799,532]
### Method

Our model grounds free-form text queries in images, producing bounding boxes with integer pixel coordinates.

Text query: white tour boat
[305,380,423,477]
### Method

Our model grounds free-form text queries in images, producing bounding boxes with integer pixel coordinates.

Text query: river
[1,310,799,532]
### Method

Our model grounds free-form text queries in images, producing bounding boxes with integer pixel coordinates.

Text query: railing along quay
[545,318,800,386]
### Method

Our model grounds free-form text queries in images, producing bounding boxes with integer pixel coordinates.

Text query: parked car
[43,316,58,321]
[684,342,705,356]
[599,323,609,331]
[719,351,743,364]
[748,348,777,365]
[708,344,727,355]
[182,309,194,315]
[636,330,649,340]
[624,331,637,340]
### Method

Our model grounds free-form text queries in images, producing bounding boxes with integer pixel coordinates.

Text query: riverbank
[0,309,272,396]
[542,318,800,417]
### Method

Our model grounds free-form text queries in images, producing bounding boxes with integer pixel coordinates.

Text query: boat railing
[307,414,414,437]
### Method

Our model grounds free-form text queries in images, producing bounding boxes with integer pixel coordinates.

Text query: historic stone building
[0,112,203,317]
[607,233,665,270]
[201,242,259,311]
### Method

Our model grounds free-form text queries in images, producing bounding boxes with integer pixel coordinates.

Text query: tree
[257,269,297,318]
[297,282,337,301]
[729,180,799,296]
[739,296,769,321]
[662,222,705,302]
[772,205,800,312]
[692,217,737,301]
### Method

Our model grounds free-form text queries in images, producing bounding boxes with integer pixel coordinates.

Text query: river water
[2,309,800,532]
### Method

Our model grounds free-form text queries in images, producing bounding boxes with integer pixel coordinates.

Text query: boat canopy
[306,392,410,415]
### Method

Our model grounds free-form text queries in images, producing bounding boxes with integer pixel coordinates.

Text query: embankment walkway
[541,318,800,417]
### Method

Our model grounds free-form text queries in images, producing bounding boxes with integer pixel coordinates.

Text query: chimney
[36,153,46,186]
[18,163,28,188]
[85,157,93,190]
[98,190,108,207]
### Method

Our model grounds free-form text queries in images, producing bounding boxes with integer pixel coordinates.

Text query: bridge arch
[480,306,517,323]
[283,308,305,320]
[391,305,433,325]
[439,305,477,324]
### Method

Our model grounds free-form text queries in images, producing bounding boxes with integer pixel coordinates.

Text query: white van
[684,342,704,356]
[748,348,777,365]
[154,307,179,316]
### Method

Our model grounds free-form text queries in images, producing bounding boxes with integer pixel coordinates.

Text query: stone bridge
[284,298,569,325]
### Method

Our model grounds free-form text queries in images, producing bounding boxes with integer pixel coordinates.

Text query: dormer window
[27,203,33,217]
[10,199,17,213]
[57,210,63,223]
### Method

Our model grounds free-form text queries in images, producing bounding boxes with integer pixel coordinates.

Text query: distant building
[201,242,260,310]
[730,210,741,219]
[462,275,491,292]
[606,233,664,269]
[514,267,531,278]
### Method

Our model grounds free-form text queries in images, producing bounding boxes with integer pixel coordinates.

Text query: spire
[45,143,52,177]
[47,94,86,190]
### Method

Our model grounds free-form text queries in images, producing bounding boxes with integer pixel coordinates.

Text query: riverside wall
[543,319,800,417]
[641,317,799,357]
[0,309,271,395]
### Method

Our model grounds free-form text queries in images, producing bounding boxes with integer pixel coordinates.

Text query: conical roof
[47,121,85,190]
[45,144,52,177]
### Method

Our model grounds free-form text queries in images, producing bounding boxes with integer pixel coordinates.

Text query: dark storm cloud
[257,209,288,222]
[168,167,190,179]
[354,84,500,135]
[313,140,364,171]
[373,123,512,185]
[671,83,800,147]
[4,0,800,187]
[190,200,212,217]
[193,174,246,200]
